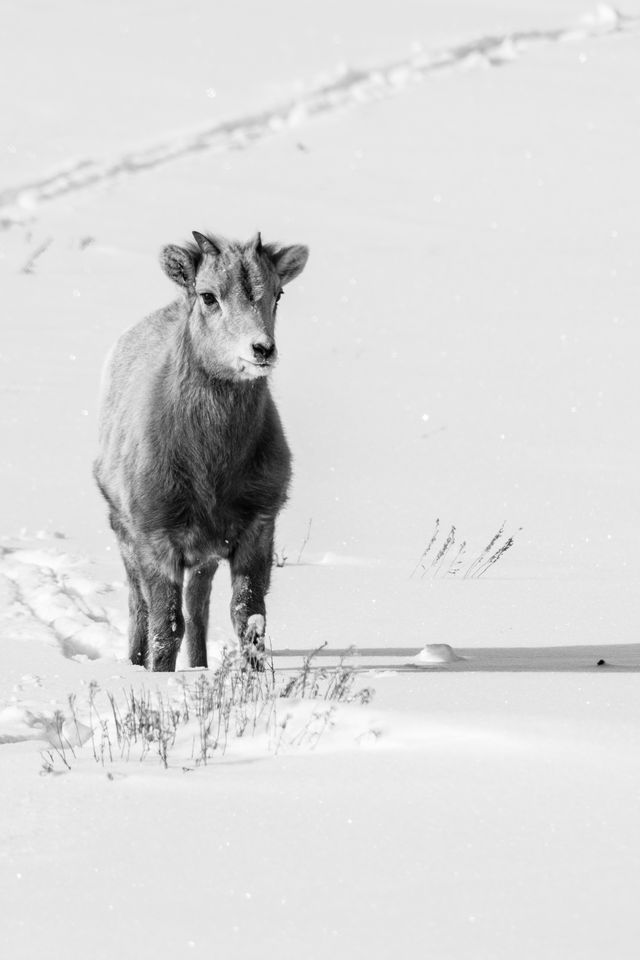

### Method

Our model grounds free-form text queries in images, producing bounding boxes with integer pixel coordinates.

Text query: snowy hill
[1,3,640,958]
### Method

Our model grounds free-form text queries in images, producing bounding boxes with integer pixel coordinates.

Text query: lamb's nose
[252,339,275,363]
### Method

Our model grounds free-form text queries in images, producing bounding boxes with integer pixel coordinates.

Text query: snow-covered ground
[2,2,640,958]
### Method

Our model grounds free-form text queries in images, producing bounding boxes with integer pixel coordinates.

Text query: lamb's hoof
[244,647,265,672]
[242,615,266,672]
[242,642,265,672]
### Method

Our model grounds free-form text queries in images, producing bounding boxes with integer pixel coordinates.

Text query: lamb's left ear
[264,243,309,285]
[160,244,196,288]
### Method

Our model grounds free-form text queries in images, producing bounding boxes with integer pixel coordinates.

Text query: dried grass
[40,648,373,773]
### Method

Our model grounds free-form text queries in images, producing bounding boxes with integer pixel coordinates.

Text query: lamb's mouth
[238,358,274,376]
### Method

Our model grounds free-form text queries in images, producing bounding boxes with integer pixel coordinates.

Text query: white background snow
[1,1,640,957]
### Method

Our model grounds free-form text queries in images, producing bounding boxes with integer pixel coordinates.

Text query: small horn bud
[192,231,220,255]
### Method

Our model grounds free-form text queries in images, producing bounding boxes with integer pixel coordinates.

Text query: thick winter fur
[94,231,309,671]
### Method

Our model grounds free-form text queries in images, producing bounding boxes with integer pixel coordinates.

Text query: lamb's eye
[201,292,218,307]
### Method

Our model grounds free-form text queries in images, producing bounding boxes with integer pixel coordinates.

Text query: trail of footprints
[0,6,636,227]
[0,539,124,661]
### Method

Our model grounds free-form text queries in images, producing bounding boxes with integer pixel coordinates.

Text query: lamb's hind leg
[111,513,148,667]
[184,559,218,668]
[120,546,149,667]
[229,519,274,669]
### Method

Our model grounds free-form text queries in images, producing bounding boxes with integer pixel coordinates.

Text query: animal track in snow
[0,6,636,228]
[0,538,124,661]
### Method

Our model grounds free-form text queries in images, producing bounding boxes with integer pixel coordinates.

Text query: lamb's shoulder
[100,302,179,417]
[96,302,183,481]
[110,300,182,375]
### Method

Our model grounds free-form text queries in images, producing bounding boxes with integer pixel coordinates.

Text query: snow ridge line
[0,8,637,227]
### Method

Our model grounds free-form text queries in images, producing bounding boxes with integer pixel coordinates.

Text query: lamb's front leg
[229,519,275,669]
[184,559,218,668]
[140,562,185,672]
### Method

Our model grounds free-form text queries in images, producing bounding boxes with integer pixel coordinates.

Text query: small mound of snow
[581,5,621,31]
[318,552,380,567]
[408,643,464,666]
[0,705,92,747]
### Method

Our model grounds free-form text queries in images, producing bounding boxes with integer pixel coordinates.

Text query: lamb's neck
[170,329,268,440]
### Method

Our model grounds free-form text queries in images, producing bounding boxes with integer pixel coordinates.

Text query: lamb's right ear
[160,244,196,288]
[264,243,309,286]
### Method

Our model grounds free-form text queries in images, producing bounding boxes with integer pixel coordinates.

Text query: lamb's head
[160,231,309,381]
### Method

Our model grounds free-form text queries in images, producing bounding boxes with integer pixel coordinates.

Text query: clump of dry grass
[273,517,313,569]
[410,519,521,580]
[40,649,374,774]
